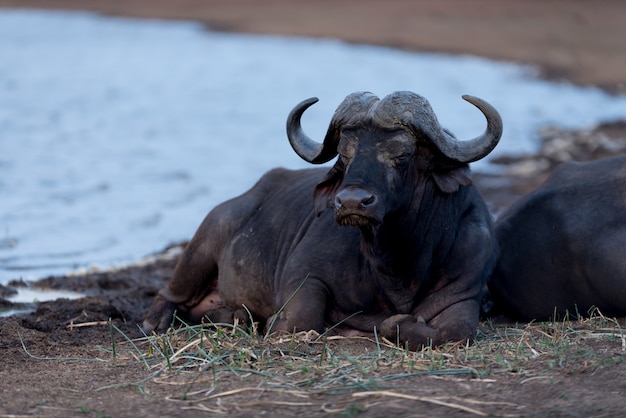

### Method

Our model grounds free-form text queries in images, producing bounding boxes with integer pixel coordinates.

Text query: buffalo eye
[392,153,412,165]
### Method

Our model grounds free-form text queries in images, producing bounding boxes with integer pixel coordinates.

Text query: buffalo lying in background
[489,155,626,320]
[143,91,503,349]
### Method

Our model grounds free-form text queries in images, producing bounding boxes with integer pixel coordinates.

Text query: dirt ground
[1,1,626,416]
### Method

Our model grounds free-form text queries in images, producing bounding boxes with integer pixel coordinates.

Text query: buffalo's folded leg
[143,217,223,333]
[379,300,479,350]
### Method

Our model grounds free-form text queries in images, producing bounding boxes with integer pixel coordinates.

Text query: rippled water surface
[2,10,626,284]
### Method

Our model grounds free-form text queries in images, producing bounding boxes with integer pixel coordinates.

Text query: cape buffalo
[143,91,503,349]
[488,155,626,320]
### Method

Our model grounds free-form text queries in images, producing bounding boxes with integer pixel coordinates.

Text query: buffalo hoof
[379,314,438,350]
[379,314,417,336]
[142,295,178,334]
[201,307,251,329]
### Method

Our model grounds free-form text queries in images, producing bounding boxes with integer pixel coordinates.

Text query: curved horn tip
[461,95,502,123]
[461,94,502,127]
[462,94,485,107]
[287,97,319,120]
[301,97,319,107]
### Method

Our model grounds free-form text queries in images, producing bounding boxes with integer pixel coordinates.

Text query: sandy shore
[0,0,625,93]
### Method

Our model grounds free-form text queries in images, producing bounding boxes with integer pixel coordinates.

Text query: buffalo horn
[286,92,379,164]
[431,95,503,163]
[285,97,338,164]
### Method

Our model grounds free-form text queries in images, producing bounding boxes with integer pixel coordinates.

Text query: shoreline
[0,0,625,94]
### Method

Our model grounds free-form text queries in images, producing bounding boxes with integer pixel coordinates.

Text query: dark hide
[144,92,500,349]
[488,155,626,320]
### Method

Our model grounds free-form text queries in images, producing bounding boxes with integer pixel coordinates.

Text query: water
[1,10,626,284]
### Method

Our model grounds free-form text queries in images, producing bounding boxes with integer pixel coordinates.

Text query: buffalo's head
[286,91,503,227]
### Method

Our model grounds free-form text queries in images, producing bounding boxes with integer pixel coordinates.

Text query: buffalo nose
[334,188,377,210]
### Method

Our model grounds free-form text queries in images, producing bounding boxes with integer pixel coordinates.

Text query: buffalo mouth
[335,212,380,227]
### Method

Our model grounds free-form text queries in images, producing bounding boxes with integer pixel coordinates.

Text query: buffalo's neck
[356,223,422,313]
[356,185,468,312]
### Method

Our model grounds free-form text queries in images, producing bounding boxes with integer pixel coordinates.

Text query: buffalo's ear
[313,164,344,215]
[432,165,472,193]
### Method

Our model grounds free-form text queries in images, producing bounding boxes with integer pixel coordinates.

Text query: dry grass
[100,311,625,416]
[17,310,623,415]
[10,301,621,417]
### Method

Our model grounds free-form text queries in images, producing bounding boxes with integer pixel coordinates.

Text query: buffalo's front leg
[379,300,479,350]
